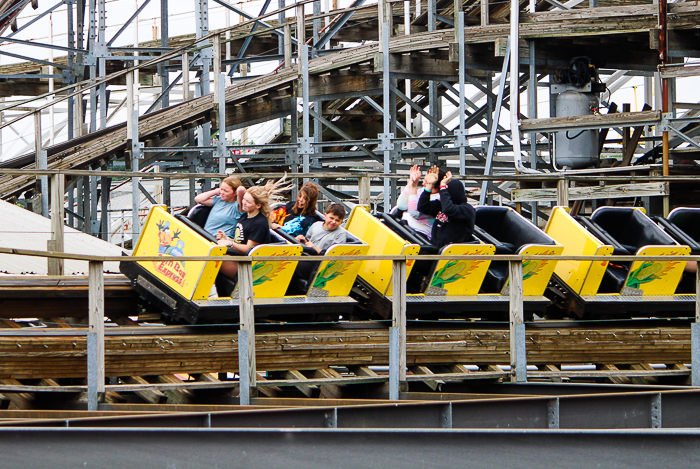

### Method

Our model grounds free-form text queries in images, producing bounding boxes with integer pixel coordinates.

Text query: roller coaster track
[1,4,699,200]
[0,317,694,387]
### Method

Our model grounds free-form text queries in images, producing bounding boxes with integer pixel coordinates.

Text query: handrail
[1,245,699,408]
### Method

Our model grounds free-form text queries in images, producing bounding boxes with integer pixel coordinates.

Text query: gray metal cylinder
[554,91,599,169]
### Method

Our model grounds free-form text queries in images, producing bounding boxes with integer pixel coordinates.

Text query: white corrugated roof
[0,200,124,274]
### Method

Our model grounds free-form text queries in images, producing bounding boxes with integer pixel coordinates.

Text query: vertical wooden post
[48,173,65,276]
[87,260,105,410]
[390,258,407,400]
[509,259,526,383]
[453,0,463,43]
[182,52,190,101]
[481,0,489,26]
[35,111,49,218]
[238,260,256,404]
[212,34,221,105]
[284,23,292,68]
[556,179,569,208]
[358,176,371,206]
[296,4,305,55]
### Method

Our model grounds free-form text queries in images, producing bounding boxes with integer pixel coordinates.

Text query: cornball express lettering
[154,257,187,287]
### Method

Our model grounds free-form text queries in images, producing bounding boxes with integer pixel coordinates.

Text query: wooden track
[1,4,699,199]
[0,322,691,380]
[0,276,139,319]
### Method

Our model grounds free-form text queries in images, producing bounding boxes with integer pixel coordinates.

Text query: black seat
[589,207,678,293]
[475,206,557,294]
[662,208,700,255]
[187,204,212,229]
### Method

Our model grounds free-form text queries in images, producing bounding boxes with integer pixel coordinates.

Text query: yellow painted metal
[518,244,565,296]
[427,244,495,296]
[243,244,303,299]
[309,243,370,296]
[345,207,419,296]
[579,245,615,296]
[134,206,227,300]
[545,206,613,295]
[624,245,690,294]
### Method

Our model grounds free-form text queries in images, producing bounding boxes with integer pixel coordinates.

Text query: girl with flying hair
[217,176,290,278]
[270,181,321,237]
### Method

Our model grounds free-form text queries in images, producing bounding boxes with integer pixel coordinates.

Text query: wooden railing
[1,246,699,409]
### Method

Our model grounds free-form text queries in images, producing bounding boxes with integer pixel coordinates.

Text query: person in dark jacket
[416,166,475,248]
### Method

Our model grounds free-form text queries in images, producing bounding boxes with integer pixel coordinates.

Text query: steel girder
[2,427,700,469]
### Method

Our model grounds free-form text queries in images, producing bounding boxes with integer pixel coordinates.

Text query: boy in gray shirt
[296,204,347,253]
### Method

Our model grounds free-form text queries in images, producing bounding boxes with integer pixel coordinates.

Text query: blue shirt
[203,196,242,238]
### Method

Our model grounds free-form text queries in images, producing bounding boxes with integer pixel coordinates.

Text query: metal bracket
[378,133,394,151]
[454,129,468,147]
[299,137,314,155]
[658,112,674,132]
[63,0,77,4]
[93,42,109,59]
[285,148,300,166]
[132,141,145,159]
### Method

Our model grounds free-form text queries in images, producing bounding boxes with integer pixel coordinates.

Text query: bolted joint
[299,137,315,155]
[658,112,673,132]
[285,148,300,166]
[92,43,109,59]
[454,129,468,147]
[378,133,395,151]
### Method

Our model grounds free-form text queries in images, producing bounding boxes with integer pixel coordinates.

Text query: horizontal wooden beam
[511,181,669,202]
[520,110,661,133]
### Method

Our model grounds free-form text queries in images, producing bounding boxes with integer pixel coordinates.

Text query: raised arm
[236,185,246,206]
[194,187,221,206]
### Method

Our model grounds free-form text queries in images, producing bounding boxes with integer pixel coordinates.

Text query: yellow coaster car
[120,205,368,324]
[544,206,692,318]
[346,206,562,319]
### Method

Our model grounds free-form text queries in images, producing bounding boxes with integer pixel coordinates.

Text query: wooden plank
[511,182,669,202]
[621,104,653,166]
[409,365,444,391]
[314,368,344,398]
[284,370,316,397]
[660,64,700,79]
[520,110,661,133]
[123,376,173,403]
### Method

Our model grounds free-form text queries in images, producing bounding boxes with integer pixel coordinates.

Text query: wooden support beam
[556,179,569,208]
[156,375,194,404]
[87,261,104,410]
[409,365,444,391]
[358,176,371,205]
[598,102,618,157]
[314,368,344,398]
[285,370,316,397]
[238,260,255,405]
[521,110,661,133]
[509,260,526,383]
[512,181,669,203]
[48,173,65,276]
[308,73,382,100]
[0,379,34,409]
[374,52,458,79]
[123,376,168,404]
[598,364,631,385]
[621,103,653,166]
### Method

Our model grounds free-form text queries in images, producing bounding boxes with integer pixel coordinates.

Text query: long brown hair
[292,181,319,217]
[247,175,291,223]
